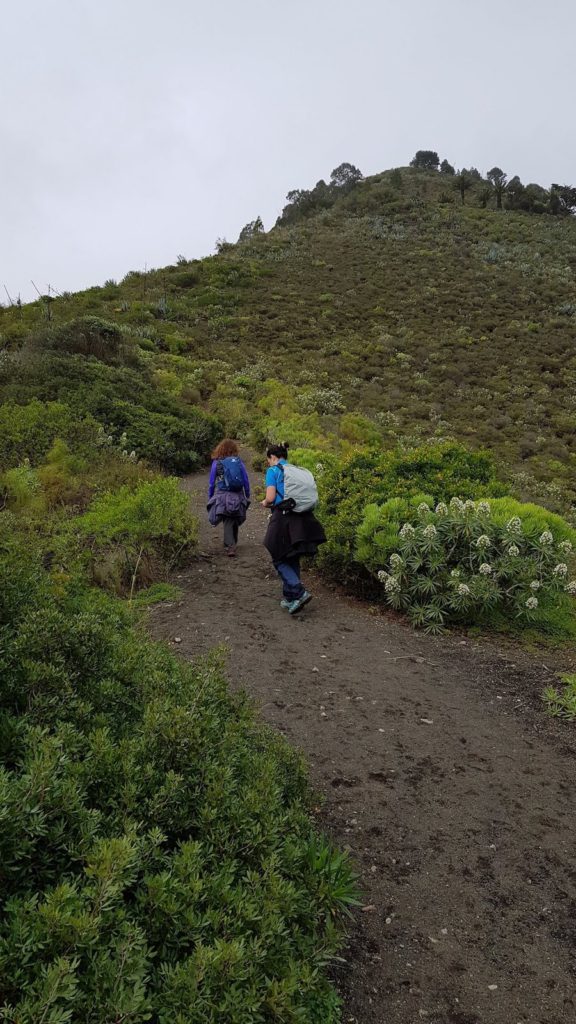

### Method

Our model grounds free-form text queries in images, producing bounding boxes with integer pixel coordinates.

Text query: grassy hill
[3,165,575,507]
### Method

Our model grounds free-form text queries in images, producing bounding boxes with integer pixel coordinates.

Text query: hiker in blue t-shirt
[261,442,326,614]
[207,439,250,556]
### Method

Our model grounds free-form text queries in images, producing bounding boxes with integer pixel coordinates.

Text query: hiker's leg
[223,517,235,548]
[274,558,304,601]
[233,521,239,544]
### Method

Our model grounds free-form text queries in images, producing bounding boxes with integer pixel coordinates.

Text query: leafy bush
[0,545,355,1022]
[109,402,221,474]
[370,496,576,633]
[28,315,138,365]
[0,400,98,470]
[76,478,197,592]
[0,358,221,474]
[317,442,504,582]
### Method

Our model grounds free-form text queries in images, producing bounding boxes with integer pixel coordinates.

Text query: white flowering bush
[359,495,576,633]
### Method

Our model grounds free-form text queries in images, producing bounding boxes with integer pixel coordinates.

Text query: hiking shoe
[226,546,237,557]
[288,591,312,615]
[280,599,291,610]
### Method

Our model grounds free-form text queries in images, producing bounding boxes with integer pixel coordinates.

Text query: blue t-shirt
[265,460,287,505]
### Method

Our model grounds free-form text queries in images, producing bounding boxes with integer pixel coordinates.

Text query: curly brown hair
[211,438,239,460]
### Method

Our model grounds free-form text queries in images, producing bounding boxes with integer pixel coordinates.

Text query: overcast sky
[2,0,575,302]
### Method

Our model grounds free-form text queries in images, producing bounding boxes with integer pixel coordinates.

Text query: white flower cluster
[507,544,520,557]
[539,530,554,545]
[559,540,573,555]
[450,497,465,512]
[479,563,493,575]
[399,523,415,539]
[529,580,541,591]
[435,502,448,515]
[390,553,403,569]
[315,462,325,474]
[377,570,389,583]
[385,576,401,594]
[464,500,476,512]
[457,583,471,596]
[476,535,491,549]
[565,581,576,595]
[506,516,523,533]
[450,568,461,579]
[423,524,438,539]
[525,596,539,610]
[477,501,491,515]
[417,502,431,514]
[553,563,568,576]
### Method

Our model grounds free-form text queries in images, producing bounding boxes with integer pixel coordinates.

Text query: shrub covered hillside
[3,163,576,505]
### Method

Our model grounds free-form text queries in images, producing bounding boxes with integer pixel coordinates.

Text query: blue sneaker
[280,599,291,610]
[288,591,312,615]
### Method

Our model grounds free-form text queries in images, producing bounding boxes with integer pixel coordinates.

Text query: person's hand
[261,499,268,508]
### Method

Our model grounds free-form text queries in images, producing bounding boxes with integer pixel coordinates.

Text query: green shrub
[28,315,138,365]
[76,478,197,592]
[0,357,222,474]
[0,400,98,471]
[0,545,355,1022]
[317,442,504,582]
[370,496,576,633]
[109,402,221,473]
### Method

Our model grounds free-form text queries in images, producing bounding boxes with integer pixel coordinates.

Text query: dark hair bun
[283,441,290,450]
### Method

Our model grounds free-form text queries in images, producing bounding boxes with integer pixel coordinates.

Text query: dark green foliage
[454,171,473,204]
[440,159,455,175]
[237,216,264,242]
[330,162,363,189]
[410,150,440,170]
[27,315,138,365]
[276,163,363,226]
[0,544,355,1021]
[487,166,507,209]
[550,183,576,214]
[0,355,221,473]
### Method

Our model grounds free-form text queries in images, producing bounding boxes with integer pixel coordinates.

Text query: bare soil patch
[149,466,576,1024]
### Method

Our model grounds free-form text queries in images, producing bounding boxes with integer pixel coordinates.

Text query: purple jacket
[207,490,249,526]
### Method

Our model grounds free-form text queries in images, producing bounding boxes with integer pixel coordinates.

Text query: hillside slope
[3,166,575,506]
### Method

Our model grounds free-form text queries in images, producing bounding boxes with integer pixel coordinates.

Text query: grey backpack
[281,462,318,513]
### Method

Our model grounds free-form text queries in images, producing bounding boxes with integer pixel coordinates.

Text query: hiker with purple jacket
[207,439,250,557]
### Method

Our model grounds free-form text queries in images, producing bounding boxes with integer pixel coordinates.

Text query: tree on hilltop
[453,171,473,204]
[410,150,440,171]
[550,184,576,214]
[487,167,508,209]
[330,162,363,189]
[238,216,264,242]
[440,159,455,175]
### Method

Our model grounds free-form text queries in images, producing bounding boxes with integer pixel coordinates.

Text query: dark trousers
[274,556,304,600]
[223,517,239,548]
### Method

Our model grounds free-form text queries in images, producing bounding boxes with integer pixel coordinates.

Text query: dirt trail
[150,465,576,1024]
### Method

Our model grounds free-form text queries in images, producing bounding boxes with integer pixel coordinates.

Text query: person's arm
[208,461,217,499]
[241,461,251,499]
[262,484,276,507]
[261,467,277,507]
